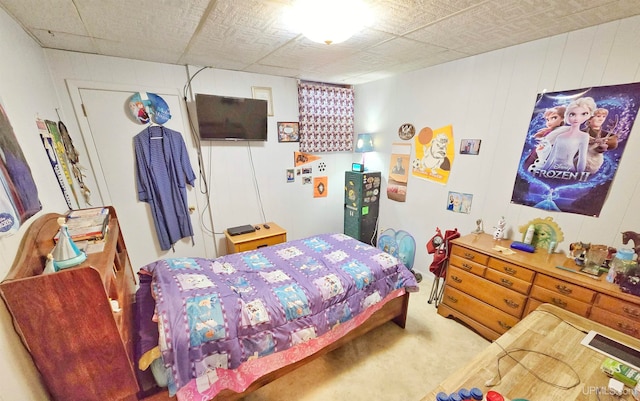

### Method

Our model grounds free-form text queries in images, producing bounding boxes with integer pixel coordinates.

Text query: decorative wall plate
[398,123,415,140]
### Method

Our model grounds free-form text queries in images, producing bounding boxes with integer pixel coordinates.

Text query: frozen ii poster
[511,82,640,217]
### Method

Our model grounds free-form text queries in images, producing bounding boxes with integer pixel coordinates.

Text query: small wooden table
[421,303,640,401]
[224,222,287,254]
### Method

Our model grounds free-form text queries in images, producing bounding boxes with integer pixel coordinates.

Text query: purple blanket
[141,233,419,395]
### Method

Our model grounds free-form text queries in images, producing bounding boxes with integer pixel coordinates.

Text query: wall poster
[411,125,454,185]
[511,83,640,217]
[387,142,411,202]
[0,101,41,236]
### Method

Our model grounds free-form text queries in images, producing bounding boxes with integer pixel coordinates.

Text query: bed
[136,232,419,400]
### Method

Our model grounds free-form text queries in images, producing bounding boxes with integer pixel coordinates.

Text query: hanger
[148,122,164,139]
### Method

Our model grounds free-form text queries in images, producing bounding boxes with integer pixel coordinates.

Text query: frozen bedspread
[142,233,419,399]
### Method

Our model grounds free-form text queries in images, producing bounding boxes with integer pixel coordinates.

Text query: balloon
[148,93,171,124]
[418,126,433,144]
[127,92,151,124]
[126,92,171,125]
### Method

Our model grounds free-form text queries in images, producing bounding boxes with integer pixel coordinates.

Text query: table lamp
[354,133,374,171]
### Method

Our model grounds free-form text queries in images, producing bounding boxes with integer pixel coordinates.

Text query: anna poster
[511,82,640,217]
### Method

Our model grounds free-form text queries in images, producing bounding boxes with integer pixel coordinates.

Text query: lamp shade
[287,0,373,45]
[355,133,374,153]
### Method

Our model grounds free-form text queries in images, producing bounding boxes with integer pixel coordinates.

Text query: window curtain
[298,81,354,152]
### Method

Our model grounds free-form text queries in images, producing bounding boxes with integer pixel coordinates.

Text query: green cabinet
[344,171,381,245]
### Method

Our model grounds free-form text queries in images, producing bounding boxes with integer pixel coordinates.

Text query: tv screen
[195,93,268,141]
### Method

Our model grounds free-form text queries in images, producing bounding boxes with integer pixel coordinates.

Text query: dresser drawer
[487,258,534,282]
[523,298,543,317]
[530,286,591,317]
[485,268,531,295]
[449,254,487,277]
[233,233,287,252]
[447,266,526,317]
[590,306,640,339]
[441,286,519,335]
[451,246,489,265]
[594,294,640,320]
[533,274,596,303]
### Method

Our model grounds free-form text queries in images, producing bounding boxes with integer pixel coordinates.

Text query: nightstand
[225,222,287,254]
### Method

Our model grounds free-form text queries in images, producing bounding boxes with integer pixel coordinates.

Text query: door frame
[65,80,191,205]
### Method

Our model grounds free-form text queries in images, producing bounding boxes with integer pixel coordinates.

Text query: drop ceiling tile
[1,0,640,84]
[30,28,96,53]
[0,0,86,35]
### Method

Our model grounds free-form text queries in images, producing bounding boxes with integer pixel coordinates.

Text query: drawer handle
[503,267,517,275]
[257,244,268,248]
[504,299,519,309]
[463,252,475,260]
[616,322,638,335]
[622,306,640,318]
[446,295,459,303]
[498,321,512,330]
[551,297,567,308]
[450,275,462,283]
[500,278,513,287]
[555,284,572,295]
[461,263,472,271]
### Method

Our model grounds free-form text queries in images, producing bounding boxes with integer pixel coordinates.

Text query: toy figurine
[493,216,506,240]
[622,231,640,257]
[473,219,484,234]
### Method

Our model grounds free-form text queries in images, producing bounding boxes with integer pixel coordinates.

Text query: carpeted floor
[244,278,490,401]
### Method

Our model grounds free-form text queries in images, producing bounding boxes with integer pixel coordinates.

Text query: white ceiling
[2,0,640,85]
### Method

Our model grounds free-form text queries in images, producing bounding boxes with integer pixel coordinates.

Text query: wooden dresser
[438,233,640,341]
[224,222,287,254]
[0,207,140,401]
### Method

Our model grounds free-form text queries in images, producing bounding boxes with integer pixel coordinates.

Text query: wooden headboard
[0,207,142,400]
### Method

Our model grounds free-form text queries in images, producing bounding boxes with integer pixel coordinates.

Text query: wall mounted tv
[195,93,268,141]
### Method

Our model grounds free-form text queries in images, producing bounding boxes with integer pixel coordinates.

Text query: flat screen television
[195,93,268,141]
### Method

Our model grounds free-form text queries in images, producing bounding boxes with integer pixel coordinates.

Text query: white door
[70,85,209,269]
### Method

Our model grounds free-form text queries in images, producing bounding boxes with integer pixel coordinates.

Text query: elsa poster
[511,82,640,217]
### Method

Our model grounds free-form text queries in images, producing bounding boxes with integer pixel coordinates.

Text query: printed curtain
[298,81,354,152]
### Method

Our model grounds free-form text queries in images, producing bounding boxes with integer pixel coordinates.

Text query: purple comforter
[141,233,419,395]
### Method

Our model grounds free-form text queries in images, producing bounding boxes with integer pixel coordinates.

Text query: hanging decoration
[58,119,91,205]
[511,82,640,217]
[294,151,320,167]
[127,92,171,125]
[411,125,455,185]
[44,119,80,209]
[313,176,328,197]
[398,123,415,140]
[37,118,72,209]
[0,101,41,236]
[387,142,411,202]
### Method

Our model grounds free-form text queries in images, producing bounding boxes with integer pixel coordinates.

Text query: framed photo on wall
[460,139,481,155]
[277,122,299,142]
[252,86,274,116]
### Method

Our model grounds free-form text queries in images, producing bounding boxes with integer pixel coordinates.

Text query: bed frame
[0,208,410,401]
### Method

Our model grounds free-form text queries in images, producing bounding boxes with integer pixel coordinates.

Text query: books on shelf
[54,207,110,242]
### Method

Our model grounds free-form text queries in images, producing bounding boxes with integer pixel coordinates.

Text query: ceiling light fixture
[287,0,373,45]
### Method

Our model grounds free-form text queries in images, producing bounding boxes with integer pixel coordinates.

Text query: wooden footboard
[140,291,411,401]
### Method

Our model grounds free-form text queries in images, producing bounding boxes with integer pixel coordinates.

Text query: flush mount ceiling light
[287,0,373,45]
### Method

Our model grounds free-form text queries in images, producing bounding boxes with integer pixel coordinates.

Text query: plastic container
[449,393,462,401]
[458,388,471,400]
[470,388,484,400]
[436,392,449,401]
[523,224,535,244]
[607,248,637,284]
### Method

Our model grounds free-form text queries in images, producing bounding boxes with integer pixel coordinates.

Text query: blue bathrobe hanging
[134,126,196,250]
